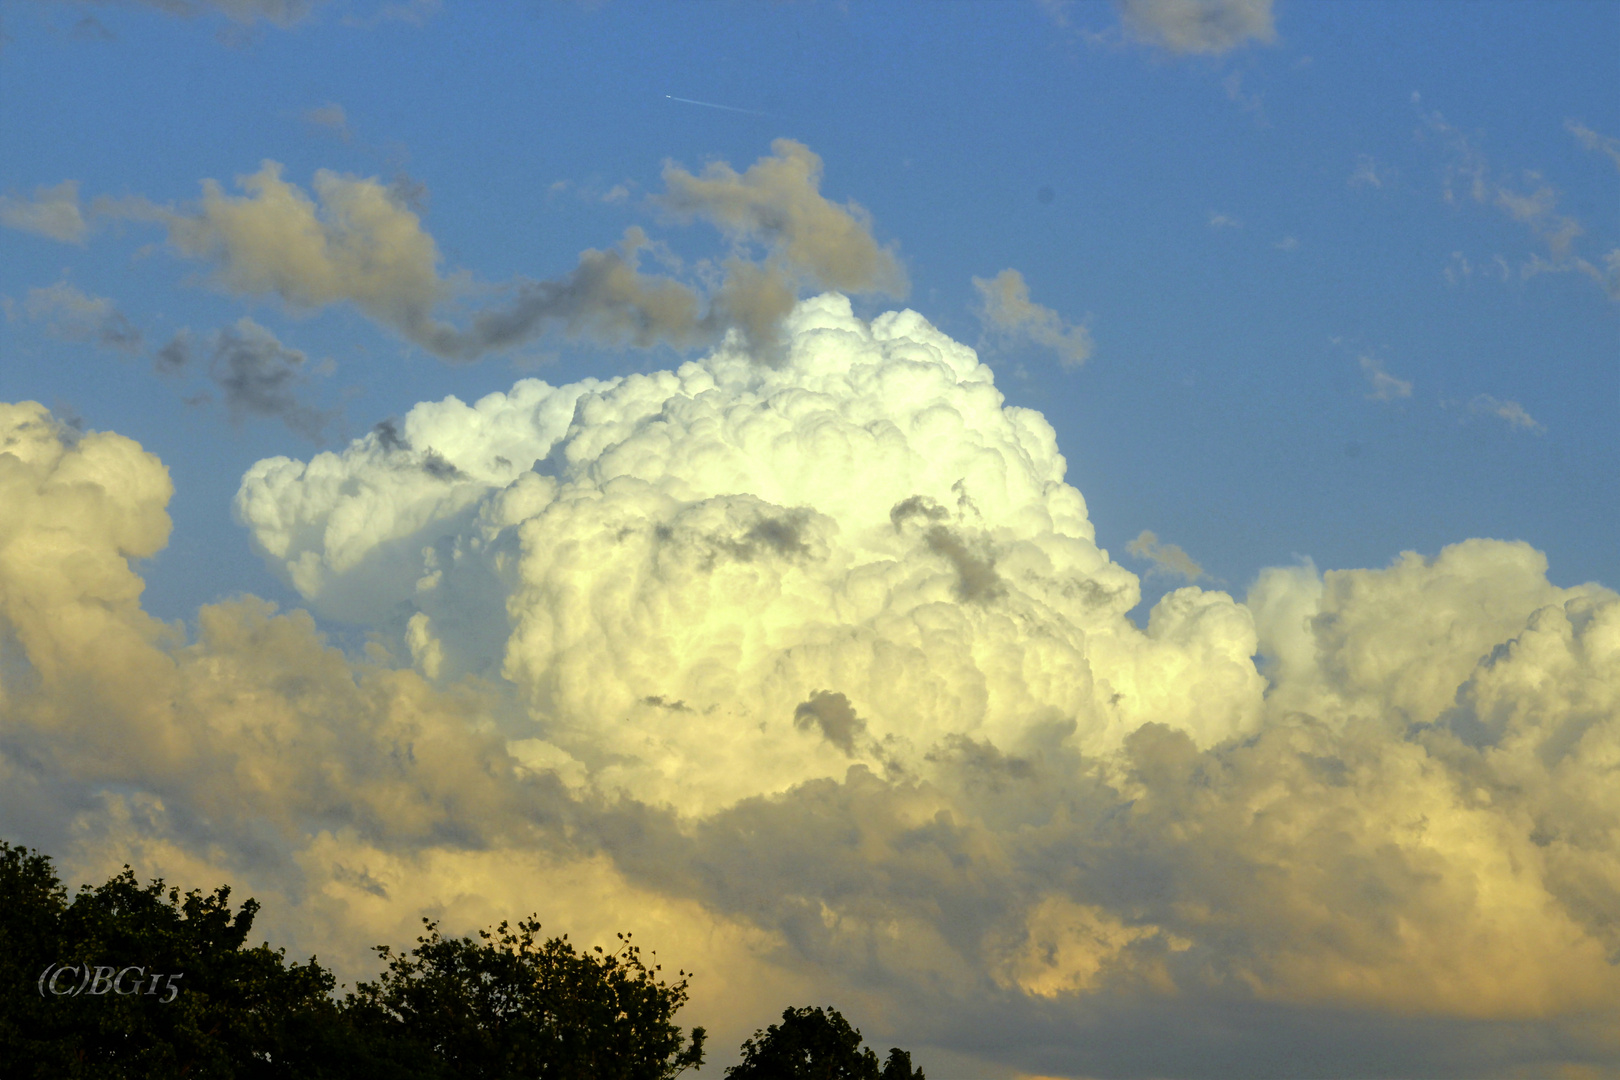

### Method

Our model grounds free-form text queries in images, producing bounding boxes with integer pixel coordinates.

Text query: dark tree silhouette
[725,1005,924,1080]
[1,840,706,1079]
[345,917,706,1079]
[1,839,341,1078]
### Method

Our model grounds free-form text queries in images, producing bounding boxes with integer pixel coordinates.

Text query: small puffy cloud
[1469,394,1544,434]
[0,180,88,243]
[304,102,352,142]
[1493,175,1582,258]
[658,139,906,297]
[141,161,459,354]
[134,0,321,26]
[1207,211,1241,229]
[1273,235,1298,250]
[16,281,142,351]
[1348,154,1390,189]
[972,268,1092,369]
[657,138,907,354]
[1359,355,1412,401]
[1117,0,1276,55]
[1125,530,1204,582]
[1566,120,1620,173]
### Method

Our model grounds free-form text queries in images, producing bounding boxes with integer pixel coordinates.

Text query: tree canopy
[1,839,340,1078]
[725,1005,925,1080]
[344,917,705,1079]
[3,839,925,1077]
[1,840,705,1079]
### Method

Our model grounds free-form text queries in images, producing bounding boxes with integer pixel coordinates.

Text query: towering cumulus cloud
[6,298,1619,1075]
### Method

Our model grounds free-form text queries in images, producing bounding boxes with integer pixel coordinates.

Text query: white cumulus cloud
[5,297,1619,1075]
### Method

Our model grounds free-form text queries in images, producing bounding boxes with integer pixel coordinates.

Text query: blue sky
[3,3,1619,1077]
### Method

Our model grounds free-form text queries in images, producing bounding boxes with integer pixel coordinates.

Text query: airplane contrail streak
[665,94,772,117]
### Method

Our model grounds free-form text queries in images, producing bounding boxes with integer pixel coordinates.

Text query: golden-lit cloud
[1117,0,1276,55]
[5,299,1619,1074]
[140,161,460,354]
[86,143,903,363]
[0,180,89,243]
[973,268,1092,369]
[1125,529,1204,582]
[659,138,908,353]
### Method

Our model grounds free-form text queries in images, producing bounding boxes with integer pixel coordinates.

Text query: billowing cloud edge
[4,296,1619,1076]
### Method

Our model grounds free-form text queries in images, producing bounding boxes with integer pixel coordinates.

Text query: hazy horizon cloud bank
[3,296,1618,1077]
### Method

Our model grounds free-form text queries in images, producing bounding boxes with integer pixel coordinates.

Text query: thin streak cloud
[665,94,773,118]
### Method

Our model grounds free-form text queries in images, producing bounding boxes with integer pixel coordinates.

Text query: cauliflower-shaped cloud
[5,296,1618,1076]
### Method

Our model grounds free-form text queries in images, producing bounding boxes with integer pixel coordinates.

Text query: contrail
[665,94,772,118]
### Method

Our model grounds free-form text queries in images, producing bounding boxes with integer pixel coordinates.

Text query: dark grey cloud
[155,318,334,439]
[208,318,332,438]
[794,691,867,756]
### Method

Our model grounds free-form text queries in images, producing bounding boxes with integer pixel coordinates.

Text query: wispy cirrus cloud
[1418,100,1617,300]
[1565,119,1620,173]
[1359,354,1412,402]
[1468,394,1544,434]
[126,0,322,27]
[1348,153,1392,189]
